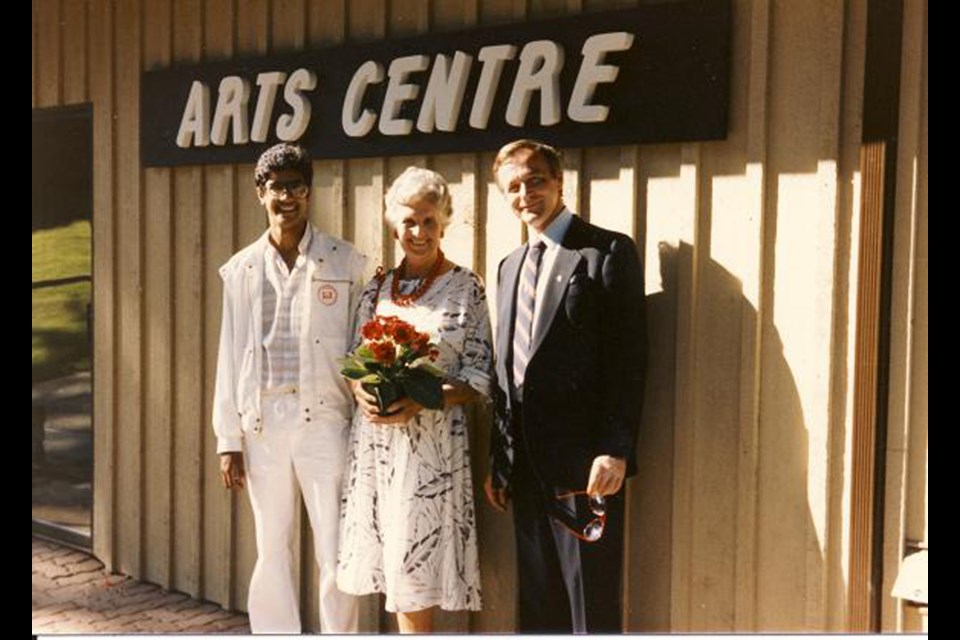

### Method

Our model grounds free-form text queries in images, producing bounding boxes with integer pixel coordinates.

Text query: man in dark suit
[484,139,646,633]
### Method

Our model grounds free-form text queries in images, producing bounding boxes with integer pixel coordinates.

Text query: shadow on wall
[626,240,834,631]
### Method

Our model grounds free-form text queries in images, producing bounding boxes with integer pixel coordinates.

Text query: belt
[261,384,299,396]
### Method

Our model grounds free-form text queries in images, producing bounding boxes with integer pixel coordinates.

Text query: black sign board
[142,0,730,166]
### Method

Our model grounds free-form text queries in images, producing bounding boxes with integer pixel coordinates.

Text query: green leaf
[340,366,371,380]
[412,362,445,378]
[402,367,445,410]
[397,347,417,365]
[359,374,381,384]
[355,345,377,362]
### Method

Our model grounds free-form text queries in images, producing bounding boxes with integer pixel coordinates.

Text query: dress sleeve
[454,273,494,401]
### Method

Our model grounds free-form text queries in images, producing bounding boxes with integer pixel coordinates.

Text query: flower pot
[362,381,405,416]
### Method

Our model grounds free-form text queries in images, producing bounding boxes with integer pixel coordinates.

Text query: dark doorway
[32,103,94,549]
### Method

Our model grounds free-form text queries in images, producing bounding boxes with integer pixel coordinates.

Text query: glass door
[32,104,93,548]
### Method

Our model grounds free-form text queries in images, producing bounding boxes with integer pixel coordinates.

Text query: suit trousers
[244,392,359,634]
[511,438,625,633]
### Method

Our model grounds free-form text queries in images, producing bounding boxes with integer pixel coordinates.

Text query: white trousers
[244,393,358,634]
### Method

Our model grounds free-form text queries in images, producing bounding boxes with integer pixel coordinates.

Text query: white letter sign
[277,68,318,141]
[210,76,251,145]
[342,61,384,138]
[506,40,564,127]
[568,32,635,123]
[175,81,211,148]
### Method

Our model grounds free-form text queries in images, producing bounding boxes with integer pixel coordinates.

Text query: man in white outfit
[213,143,369,633]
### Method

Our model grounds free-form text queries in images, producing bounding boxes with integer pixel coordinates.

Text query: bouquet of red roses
[339,315,445,415]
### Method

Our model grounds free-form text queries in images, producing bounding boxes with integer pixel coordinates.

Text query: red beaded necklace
[390,249,446,307]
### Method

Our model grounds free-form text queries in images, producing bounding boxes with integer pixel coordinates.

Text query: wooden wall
[31,0,927,631]
[881,0,927,632]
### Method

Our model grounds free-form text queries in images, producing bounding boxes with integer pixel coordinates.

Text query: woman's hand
[352,380,425,424]
[351,380,382,418]
[352,378,478,425]
[366,396,424,424]
[441,378,478,408]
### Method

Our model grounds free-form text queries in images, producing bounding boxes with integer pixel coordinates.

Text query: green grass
[33,220,92,282]
[33,220,92,383]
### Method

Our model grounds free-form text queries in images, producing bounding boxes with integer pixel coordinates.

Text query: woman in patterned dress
[337,167,493,633]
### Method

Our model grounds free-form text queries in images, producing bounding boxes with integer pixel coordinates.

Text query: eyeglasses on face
[550,491,607,542]
[265,179,309,199]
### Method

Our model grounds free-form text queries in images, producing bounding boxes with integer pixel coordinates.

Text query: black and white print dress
[336,266,492,613]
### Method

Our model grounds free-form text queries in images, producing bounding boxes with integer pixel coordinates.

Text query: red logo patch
[318,284,339,305]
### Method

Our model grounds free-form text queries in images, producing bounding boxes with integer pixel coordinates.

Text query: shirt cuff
[217,436,244,454]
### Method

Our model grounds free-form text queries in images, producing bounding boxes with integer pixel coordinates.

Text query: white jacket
[212,227,370,454]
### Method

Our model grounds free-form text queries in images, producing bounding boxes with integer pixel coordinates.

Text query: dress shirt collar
[528,207,573,249]
[265,224,313,269]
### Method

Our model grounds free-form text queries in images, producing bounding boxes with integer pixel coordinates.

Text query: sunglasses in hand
[549,490,607,542]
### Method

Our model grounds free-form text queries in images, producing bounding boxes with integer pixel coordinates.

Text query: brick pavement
[32,536,250,634]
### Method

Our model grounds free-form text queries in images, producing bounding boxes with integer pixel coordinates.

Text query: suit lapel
[496,247,525,385]
[530,246,580,358]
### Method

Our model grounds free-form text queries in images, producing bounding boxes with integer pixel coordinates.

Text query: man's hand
[219,451,246,490]
[585,455,626,496]
[484,473,511,512]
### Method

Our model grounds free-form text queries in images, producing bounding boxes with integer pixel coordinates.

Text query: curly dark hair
[254,143,313,188]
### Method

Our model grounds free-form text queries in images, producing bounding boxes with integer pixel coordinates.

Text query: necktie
[512,241,546,390]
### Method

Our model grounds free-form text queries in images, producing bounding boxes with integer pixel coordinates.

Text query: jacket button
[305,417,311,422]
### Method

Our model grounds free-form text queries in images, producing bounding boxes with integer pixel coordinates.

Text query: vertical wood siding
[881,0,927,632]
[143,0,175,593]
[32,0,927,632]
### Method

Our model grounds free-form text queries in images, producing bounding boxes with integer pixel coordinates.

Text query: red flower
[361,319,384,340]
[380,315,401,339]
[409,339,426,357]
[370,341,396,364]
[392,323,415,345]
[339,313,445,411]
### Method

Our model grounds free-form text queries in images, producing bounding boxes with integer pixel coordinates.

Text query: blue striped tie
[512,241,546,390]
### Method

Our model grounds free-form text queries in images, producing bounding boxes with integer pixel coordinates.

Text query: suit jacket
[491,214,646,493]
